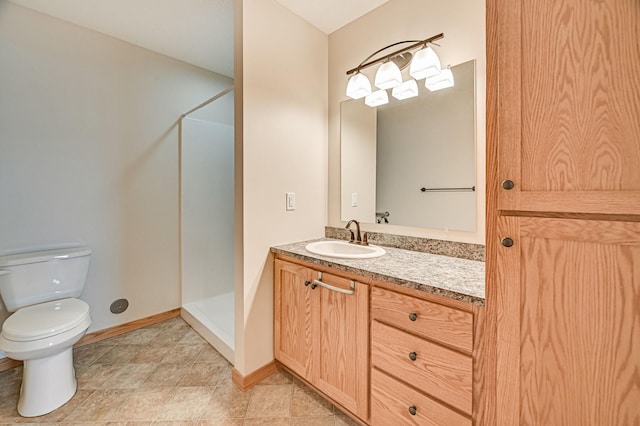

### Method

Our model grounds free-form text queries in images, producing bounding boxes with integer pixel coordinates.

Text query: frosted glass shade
[425,68,455,91]
[365,89,389,107]
[346,72,372,99]
[374,61,402,90]
[409,46,441,80]
[391,79,419,100]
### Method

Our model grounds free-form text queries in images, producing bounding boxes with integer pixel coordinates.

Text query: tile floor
[0,317,359,425]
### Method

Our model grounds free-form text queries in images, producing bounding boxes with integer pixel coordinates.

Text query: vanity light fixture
[391,79,419,100]
[345,33,453,107]
[425,66,454,91]
[365,89,389,107]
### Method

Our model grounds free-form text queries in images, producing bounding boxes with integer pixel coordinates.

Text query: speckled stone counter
[271,238,485,306]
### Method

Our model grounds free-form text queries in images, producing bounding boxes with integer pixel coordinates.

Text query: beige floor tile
[77,363,122,389]
[161,344,207,364]
[197,419,244,426]
[155,387,215,421]
[130,344,175,364]
[96,344,145,364]
[178,329,207,345]
[290,382,333,418]
[108,328,160,345]
[246,384,293,419]
[73,344,113,366]
[142,363,194,387]
[100,363,157,389]
[63,389,130,422]
[195,345,229,364]
[290,417,335,426]
[200,382,252,420]
[334,410,361,426]
[110,387,174,421]
[260,370,293,385]
[152,421,199,426]
[177,362,228,387]
[242,418,291,426]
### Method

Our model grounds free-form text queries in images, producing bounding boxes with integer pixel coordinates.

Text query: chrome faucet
[346,219,368,246]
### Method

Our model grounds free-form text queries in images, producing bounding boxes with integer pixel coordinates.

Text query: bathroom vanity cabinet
[274,254,484,425]
[274,258,369,421]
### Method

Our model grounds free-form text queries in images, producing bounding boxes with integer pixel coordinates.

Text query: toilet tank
[0,247,91,312]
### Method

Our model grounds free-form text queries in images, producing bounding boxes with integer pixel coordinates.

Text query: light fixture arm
[346,33,444,76]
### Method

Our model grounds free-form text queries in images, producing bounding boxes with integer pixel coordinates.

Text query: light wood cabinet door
[312,272,369,421]
[495,216,640,425]
[495,0,640,214]
[274,259,315,379]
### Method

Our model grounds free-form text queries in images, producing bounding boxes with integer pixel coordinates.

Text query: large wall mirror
[340,59,476,232]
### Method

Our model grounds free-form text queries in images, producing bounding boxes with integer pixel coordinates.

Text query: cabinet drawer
[371,368,471,426]
[371,286,473,353]
[371,320,472,414]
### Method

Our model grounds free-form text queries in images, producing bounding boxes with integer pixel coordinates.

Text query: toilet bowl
[0,247,92,417]
[0,298,91,417]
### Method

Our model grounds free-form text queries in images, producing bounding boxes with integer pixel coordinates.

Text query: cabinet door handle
[409,352,417,361]
[304,280,311,287]
[409,312,418,321]
[312,279,354,295]
[408,406,417,416]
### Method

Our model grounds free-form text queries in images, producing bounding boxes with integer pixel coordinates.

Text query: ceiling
[10,0,389,78]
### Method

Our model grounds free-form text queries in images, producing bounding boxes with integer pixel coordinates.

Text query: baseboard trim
[0,308,181,373]
[232,360,277,392]
[0,357,21,372]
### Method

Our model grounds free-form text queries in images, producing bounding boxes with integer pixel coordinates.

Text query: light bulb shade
[409,46,441,80]
[425,68,455,91]
[391,79,419,100]
[346,72,372,99]
[364,89,389,107]
[374,61,402,90]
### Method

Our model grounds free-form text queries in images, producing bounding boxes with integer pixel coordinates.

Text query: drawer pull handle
[408,406,417,416]
[409,313,418,321]
[409,352,417,361]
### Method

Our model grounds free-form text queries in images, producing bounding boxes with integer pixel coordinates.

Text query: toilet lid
[1,298,90,342]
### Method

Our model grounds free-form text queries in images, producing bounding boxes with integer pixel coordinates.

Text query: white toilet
[0,247,92,417]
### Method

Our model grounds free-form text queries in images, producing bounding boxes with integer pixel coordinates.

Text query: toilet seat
[1,298,90,342]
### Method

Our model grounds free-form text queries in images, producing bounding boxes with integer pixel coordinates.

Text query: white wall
[181,117,235,304]
[328,0,486,244]
[235,0,328,375]
[0,2,232,336]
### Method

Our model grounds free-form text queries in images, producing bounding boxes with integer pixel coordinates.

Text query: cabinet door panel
[274,260,314,379]
[497,0,640,214]
[496,217,640,425]
[313,274,369,420]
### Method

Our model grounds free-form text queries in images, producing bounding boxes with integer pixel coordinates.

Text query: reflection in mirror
[341,60,476,232]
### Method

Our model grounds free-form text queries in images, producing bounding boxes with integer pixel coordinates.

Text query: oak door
[312,272,369,421]
[495,216,640,425]
[274,259,315,379]
[495,0,640,214]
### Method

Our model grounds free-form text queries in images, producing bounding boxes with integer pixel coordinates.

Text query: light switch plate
[286,192,296,211]
[351,192,358,207]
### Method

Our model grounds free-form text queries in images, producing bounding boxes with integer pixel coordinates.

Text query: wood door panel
[314,278,369,420]
[497,0,640,213]
[274,260,314,379]
[496,217,640,425]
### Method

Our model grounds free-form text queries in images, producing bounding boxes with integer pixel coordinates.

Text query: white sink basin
[305,240,386,259]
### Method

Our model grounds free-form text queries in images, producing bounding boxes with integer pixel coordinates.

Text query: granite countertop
[271,238,485,306]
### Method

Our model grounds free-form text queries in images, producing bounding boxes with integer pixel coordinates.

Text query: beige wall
[235,0,328,375]
[0,3,232,343]
[328,0,486,244]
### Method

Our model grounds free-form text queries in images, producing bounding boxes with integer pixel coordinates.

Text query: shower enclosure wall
[179,87,235,362]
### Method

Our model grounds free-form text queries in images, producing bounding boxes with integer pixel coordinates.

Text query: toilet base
[18,347,77,417]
